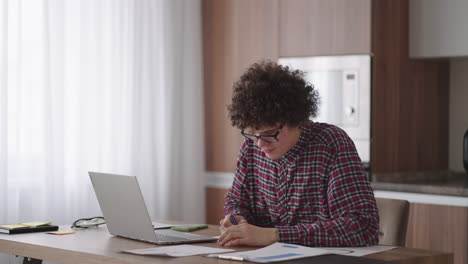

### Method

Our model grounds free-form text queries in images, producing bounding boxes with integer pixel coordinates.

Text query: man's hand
[219,214,244,233]
[218,219,279,247]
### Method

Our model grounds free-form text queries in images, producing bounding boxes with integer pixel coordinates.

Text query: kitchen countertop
[371,171,468,197]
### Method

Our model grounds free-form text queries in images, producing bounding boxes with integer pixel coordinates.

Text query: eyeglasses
[241,125,283,143]
[71,216,106,228]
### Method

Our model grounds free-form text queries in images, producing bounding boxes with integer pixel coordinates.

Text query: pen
[229,215,238,225]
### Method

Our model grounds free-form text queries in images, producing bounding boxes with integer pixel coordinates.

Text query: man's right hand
[219,214,245,233]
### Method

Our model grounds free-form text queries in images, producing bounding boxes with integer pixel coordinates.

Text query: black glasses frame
[241,125,283,143]
[71,216,106,229]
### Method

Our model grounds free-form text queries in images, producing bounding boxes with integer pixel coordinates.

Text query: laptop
[89,171,217,245]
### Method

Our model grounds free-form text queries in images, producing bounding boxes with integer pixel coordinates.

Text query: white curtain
[0,0,205,235]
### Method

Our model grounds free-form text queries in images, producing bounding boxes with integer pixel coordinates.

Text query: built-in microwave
[278,55,371,164]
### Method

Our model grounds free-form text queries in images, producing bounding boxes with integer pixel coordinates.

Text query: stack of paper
[123,245,234,257]
[207,243,397,263]
[208,243,330,263]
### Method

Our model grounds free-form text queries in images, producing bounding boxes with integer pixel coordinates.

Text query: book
[0,224,59,234]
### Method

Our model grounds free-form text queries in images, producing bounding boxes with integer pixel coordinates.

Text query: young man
[218,61,379,247]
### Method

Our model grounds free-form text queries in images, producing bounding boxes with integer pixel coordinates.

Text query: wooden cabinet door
[278,0,371,57]
[203,0,279,172]
[406,203,468,264]
[371,0,449,173]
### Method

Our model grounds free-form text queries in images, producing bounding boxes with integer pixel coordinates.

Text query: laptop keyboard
[154,233,190,242]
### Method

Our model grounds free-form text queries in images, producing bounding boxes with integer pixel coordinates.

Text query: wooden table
[0,225,453,264]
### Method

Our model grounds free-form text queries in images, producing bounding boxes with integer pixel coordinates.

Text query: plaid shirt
[224,121,379,247]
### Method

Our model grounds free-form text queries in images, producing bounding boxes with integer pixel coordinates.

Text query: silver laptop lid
[89,171,217,245]
[89,171,158,243]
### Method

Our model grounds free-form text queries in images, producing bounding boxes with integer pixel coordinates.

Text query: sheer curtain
[0,0,204,236]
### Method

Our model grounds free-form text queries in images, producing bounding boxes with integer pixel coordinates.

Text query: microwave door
[306,70,345,126]
[278,55,371,163]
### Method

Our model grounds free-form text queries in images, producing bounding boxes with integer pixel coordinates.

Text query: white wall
[449,58,468,172]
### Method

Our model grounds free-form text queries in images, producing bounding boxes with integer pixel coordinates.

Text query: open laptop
[89,171,217,245]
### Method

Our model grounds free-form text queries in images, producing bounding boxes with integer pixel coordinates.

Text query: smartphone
[171,224,208,232]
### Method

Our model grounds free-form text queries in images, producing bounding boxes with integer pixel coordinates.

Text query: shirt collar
[277,122,312,165]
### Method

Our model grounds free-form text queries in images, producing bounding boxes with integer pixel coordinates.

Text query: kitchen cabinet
[203,0,279,172]
[410,0,468,58]
[206,187,229,225]
[278,0,371,57]
[277,0,451,173]
[375,190,468,264]
[370,0,449,173]
[203,0,449,174]
[406,203,468,264]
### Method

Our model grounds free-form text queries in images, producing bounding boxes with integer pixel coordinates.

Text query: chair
[375,197,410,246]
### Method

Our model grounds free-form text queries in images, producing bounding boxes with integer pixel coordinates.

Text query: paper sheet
[321,245,397,257]
[123,245,234,257]
[208,243,330,263]
[20,221,52,227]
[207,243,397,263]
[0,224,28,229]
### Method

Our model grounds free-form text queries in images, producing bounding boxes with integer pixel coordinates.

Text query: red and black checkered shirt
[224,121,379,247]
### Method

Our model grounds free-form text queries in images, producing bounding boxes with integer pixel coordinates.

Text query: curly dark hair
[227,60,320,130]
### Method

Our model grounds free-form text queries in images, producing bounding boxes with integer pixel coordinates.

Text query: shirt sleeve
[277,142,379,247]
[224,141,255,223]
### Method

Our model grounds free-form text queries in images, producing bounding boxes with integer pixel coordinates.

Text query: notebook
[89,171,217,245]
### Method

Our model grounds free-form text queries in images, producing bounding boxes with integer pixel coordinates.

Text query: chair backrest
[375,197,410,246]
